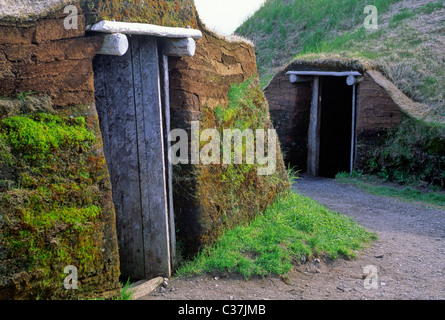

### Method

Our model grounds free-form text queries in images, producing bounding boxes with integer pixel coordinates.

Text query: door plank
[132,36,171,278]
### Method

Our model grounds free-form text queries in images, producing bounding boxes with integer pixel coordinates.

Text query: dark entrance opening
[318,76,353,178]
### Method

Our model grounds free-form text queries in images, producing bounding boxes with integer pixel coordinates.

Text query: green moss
[1,113,95,165]
[190,77,289,247]
[366,115,445,187]
[0,112,109,299]
[85,0,198,28]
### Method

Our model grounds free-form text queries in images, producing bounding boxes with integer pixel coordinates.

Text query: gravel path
[141,175,445,300]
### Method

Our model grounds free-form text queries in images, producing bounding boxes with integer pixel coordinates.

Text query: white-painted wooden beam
[289,74,313,83]
[161,37,196,57]
[97,33,129,56]
[91,20,203,39]
[287,70,362,77]
[346,75,363,86]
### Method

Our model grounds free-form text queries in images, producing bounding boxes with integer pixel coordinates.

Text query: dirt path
[141,175,445,300]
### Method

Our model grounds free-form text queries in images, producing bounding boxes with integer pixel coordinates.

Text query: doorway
[93,36,171,281]
[318,76,354,177]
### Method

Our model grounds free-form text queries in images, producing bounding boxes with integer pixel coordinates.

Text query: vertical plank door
[94,36,171,280]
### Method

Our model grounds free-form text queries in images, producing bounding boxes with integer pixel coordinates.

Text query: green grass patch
[236,0,402,78]
[389,8,416,27]
[420,1,444,14]
[336,172,445,208]
[175,188,376,278]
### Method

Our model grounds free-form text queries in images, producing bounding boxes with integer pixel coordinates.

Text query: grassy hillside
[236,0,445,119]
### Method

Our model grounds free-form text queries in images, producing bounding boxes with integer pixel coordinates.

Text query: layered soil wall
[0,5,120,299]
[0,4,102,107]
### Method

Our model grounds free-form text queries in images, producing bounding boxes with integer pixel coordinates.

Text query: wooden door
[93,36,171,280]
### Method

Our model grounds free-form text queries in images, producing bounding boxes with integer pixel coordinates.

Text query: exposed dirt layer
[141,175,445,300]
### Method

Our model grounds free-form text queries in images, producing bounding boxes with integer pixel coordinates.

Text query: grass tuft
[175,184,376,278]
[336,171,445,208]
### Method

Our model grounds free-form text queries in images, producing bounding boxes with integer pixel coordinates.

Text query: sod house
[265,58,431,178]
[0,0,287,299]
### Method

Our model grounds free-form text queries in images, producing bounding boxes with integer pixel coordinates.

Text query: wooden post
[307,76,321,176]
[350,84,357,173]
[346,75,363,86]
[160,52,177,269]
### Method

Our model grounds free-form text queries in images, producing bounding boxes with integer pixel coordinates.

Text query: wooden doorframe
[91,21,201,280]
[303,74,360,176]
[94,36,172,280]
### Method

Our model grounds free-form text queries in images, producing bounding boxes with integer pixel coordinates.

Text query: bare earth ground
[141,175,445,300]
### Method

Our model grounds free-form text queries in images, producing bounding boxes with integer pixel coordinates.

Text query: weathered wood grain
[131,36,171,278]
[161,37,196,57]
[94,36,171,280]
[307,76,321,176]
[97,33,129,56]
[94,50,145,279]
[129,277,164,299]
[160,53,177,269]
[91,20,202,39]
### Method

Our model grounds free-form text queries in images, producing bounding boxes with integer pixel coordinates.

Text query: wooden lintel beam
[97,33,129,56]
[287,70,362,77]
[346,75,363,86]
[161,37,196,57]
[91,20,203,39]
[289,74,313,83]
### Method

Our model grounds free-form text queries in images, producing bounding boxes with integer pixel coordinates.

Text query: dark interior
[318,76,353,178]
